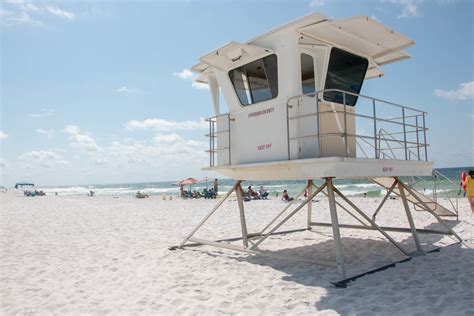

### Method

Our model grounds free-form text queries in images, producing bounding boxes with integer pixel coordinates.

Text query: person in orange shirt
[466,170,474,213]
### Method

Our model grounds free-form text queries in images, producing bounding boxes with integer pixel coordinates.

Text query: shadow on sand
[231,219,473,314]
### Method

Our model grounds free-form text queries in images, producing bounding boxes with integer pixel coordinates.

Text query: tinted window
[229,54,278,106]
[323,48,368,106]
[301,53,316,96]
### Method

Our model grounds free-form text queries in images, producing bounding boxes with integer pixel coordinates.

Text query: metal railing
[287,89,429,161]
[205,89,430,167]
[205,114,231,167]
[407,170,459,218]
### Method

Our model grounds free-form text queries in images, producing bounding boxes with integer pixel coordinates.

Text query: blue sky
[1,0,473,186]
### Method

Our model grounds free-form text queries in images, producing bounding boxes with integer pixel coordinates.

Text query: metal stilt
[398,180,424,255]
[307,180,313,230]
[326,178,347,279]
[332,185,411,257]
[236,182,249,248]
[397,180,463,242]
[252,182,327,248]
[177,181,241,248]
[372,179,397,221]
[260,184,307,234]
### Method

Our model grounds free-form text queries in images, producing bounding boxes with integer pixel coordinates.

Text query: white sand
[1,190,473,315]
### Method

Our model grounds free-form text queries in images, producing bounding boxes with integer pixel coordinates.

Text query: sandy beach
[1,190,473,315]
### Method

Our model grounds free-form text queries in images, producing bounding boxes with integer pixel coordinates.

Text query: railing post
[208,119,212,167]
[287,102,291,160]
[228,114,231,165]
[373,99,378,159]
[343,92,348,157]
[423,113,428,161]
[415,115,420,161]
[316,93,322,157]
[402,107,407,160]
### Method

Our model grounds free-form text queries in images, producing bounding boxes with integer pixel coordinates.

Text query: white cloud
[35,128,55,138]
[153,133,183,143]
[173,68,209,91]
[1,1,75,26]
[30,108,54,118]
[0,8,37,26]
[434,81,474,101]
[108,135,207,167]
[45,5,75,20]
[19,150,68,168]
[0,131,8,140]
[63,125,101,152]
[125,118,208,132]
[117,86,140,94]
[173,69,195,80]
[382,0,422,18]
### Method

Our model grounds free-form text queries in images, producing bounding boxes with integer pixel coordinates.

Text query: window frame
[300,52,316,97]
[228,54,279,107]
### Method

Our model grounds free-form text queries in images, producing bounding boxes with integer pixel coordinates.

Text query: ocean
[37,167,472,199]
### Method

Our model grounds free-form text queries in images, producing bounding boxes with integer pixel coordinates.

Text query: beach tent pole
[252,182,327,248]
[177,181,241,248]
[326,178,347,279]
[307,180,313,230]
[397,179,463,242]
[372,179,398,222]
[398,181,424,255]
[235,182,249,248]
[331,185,411,257]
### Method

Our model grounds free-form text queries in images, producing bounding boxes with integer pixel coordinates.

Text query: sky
[1,0,473,187]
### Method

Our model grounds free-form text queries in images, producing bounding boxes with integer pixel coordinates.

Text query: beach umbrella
[179,178,199,186]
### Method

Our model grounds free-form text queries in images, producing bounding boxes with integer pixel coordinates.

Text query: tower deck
[204,157,432,181]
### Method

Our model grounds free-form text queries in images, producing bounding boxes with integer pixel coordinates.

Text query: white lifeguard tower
[172,14,462,286]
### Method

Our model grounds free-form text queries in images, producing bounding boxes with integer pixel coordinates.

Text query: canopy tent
[15,182,34,189]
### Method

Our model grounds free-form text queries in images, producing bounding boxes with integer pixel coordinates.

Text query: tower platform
[204,157,433,181]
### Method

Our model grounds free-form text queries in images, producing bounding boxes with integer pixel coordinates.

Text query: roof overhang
[298,16,414,79]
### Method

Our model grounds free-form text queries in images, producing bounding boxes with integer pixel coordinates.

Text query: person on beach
[465,170,474,213]
[282,189,294,202]
[459,171,467,197]
[213,179,219,195]
[259,186,269,199]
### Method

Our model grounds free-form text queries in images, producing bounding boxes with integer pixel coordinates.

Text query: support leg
[252,182,327,248]
[260,185,307,234]
[398,181,424,255]
[177,181,241,248]
[397,179,463,242]
[332,186,411,257]
[307,180,313,230]
[372,179,397,222]
[236,183,249,248]
[326,178,347,280]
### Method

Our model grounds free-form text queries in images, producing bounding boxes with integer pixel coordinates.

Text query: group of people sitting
[244,186,269,201]
[180,186,217,199]
[136,191,149,199]
[24,190,46,197]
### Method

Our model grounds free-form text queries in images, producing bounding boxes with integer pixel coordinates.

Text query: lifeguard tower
[172,14,462,286]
